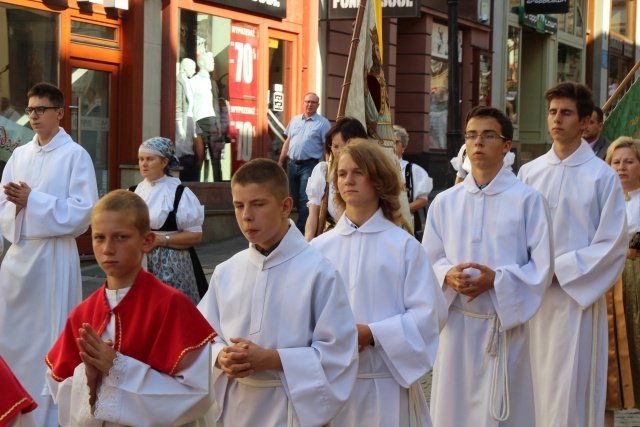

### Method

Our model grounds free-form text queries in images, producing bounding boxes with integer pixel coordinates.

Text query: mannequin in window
[176,58,200,182]
[190,52,222,182]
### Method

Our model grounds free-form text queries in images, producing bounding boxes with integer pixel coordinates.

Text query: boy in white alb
[198,158,358,427]
[311,139,447,427]
[518,82,627,427]
[424,107,554,427]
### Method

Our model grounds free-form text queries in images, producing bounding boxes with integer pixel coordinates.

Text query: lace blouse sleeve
[306,162,329,207]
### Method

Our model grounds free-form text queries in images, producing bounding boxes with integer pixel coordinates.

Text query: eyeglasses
[25,106,61,116]
[464,133,507,142]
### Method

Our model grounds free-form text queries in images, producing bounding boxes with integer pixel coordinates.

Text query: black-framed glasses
[463,133,507,142]
[24,106,61,116]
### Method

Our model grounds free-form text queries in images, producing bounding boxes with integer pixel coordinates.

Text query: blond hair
[605,136,640,165]
[92,190,150,235]
[332,139,401,224]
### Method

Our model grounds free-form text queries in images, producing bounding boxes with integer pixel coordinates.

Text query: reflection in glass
[71,69,111,197]
[557,44,581,83]
[506,26,519,124]
[429,59,448,150]
[611,0,629,37]
[478,55,491,107]
[267,38,291,162]
[0,4,58,177]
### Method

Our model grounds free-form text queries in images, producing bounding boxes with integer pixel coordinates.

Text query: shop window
[506,26,520,125]
[178,10,260,182]
[267,37,292,162]
[429,22,461,151]
[557,0,584,37]
[0,4,58,176]
[611,0,632,38]
[557,44,581,83]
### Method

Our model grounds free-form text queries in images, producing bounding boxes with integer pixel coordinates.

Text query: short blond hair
[605,136,640,165]
[92,190,150,235]
[332,139,401,224]
[231,158,289,201]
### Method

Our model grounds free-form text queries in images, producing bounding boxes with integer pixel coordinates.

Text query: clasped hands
[217,338,282,379]
[445,262,495,302]
[77,323,117,382]
[3,181,31,212]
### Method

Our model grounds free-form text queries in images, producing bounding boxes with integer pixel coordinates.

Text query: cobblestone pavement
[82,236,640,426]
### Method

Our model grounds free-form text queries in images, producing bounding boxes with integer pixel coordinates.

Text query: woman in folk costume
[311,139,447,426]
[603,137,640,426]
[304,117,367,241]
[132,137,207,304]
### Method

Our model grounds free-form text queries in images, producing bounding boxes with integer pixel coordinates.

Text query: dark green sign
[517,7,558,34]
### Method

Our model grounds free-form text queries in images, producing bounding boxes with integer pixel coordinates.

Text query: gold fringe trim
[0,397,30,421]
[169,332,217,376]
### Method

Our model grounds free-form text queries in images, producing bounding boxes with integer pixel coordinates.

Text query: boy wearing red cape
[45,190,216,426]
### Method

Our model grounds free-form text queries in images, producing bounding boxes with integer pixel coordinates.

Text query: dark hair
[332,139,401,224]
[232,158,289,201]
[465,106,514,141]
[544,82,594,120]
[324,117,368,156]
[593,106,604,123]
[92,190,150,235]
[26,82,64,108]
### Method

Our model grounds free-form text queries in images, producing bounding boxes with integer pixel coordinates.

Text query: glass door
[69,66,115,197]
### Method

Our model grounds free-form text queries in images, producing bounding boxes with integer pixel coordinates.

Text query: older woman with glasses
[131,137,206,304]
[603,137,640,424]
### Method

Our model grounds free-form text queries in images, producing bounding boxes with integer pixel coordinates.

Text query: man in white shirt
[424,106,554,426]
[518,82,628,427]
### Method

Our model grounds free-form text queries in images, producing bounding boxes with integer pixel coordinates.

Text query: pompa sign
[524,0,569,15]
[329,0,420,20]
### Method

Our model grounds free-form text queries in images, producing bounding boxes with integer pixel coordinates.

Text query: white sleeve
[410,164,433,201]
[0,156,23,243]
[176,187,205,233]
[491,192,554,330]
[21,150,98,239]
[555,173,628,308]
[368,239,447,387]
[422,195,459,307]
[305,162,329,207]
[277,263,358,427]
[46,366,102,427]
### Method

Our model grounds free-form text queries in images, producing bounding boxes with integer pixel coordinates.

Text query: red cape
[0,355,37,427]
[46,269,215,381]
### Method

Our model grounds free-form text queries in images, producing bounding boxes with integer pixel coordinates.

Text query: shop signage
[272,84,284,112]
[229,21,259,171]
[229,22,259,101]
[610,37,623,55]
[328,0,420,19]
[524,0,569,15]
[229,100,258,171]
[209,0,286,19]
[519,8,558,34]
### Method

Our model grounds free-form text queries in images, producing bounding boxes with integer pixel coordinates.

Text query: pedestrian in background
[278,92,331,232]
[132,137,207,304]
[603,137,640,426]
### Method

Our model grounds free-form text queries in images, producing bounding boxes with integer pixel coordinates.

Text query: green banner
[603,79,640,141]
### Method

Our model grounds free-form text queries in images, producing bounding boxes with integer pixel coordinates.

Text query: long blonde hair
[332,139,401,224]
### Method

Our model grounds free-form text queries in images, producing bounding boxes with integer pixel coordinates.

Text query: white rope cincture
[451,305,510,422]
[588,298,599,427]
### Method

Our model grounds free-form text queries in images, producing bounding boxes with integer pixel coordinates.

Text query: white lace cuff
[94,352,129,422]
[70,365,96,423]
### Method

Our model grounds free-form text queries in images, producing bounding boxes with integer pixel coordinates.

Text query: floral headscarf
[138,137,180,175]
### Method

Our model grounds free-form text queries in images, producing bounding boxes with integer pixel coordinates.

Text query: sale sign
[229,22,259,101]
[229,99,258,172]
